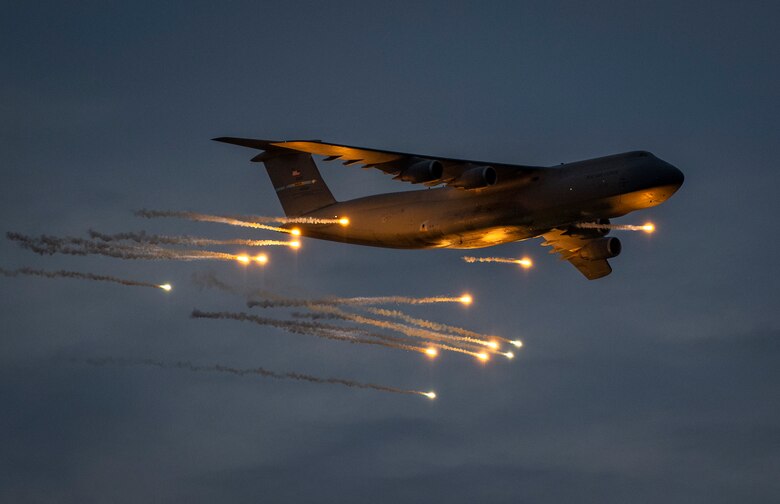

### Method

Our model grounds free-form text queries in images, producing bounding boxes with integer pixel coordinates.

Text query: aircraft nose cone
[669,164,684,188]
[657,159,684,190]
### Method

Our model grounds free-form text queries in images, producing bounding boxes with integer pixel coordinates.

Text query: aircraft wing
[541,229,613,280]
[213,137,544,187]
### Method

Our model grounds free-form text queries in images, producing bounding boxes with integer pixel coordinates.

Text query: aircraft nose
[657,160,684,189]
[668,164,684,188]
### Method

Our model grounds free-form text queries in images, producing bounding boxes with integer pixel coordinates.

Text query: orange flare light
[476,352,489,361]
[289,240,301,249]
[254,254,268,265]
[290,228,302,236]
[510,340,523,348]
[643,222,655,233]
[338,217,350,226]
[425,347,438,358]
[459,294,473,305]
[236,254,251,265]
[517,257,533,268]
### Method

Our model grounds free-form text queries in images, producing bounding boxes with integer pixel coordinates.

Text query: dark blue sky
[2,1,779,502]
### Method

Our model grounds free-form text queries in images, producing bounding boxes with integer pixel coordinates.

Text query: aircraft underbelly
[301,191,531,249]
[440,227,532,249]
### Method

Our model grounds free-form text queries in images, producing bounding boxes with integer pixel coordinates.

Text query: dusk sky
[2,1,779,502]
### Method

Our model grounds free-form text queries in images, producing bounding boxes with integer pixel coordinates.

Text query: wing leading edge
[213,137,544,187]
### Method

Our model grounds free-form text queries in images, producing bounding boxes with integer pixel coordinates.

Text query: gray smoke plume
[134,209,340,225]
[364,307,496,346]
[0,267,165,290]
[88,229,290,248]
[289,311,423,346]
[191,309,425,353]
[191,271,242,295]
[7,232,241,262]
[79,357,424,396]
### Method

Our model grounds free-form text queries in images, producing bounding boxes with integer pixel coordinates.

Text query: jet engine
[450,166,497,189]
[398,159,443,183]
[578,237,622,260]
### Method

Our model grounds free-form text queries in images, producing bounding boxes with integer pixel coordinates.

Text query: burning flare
[575,221,657,233]
[462,256,533,268]
[248,293,476,308]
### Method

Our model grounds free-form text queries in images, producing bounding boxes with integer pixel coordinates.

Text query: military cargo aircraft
[214,137,684,279]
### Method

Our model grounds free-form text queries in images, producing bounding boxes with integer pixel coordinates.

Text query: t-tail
[213,137,337,216]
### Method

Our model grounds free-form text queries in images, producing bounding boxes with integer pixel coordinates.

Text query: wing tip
[212,137,279,150]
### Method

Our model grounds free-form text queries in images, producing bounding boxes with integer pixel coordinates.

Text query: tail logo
[275,179,318,193]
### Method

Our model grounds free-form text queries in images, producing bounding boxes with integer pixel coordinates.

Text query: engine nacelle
[398,159,443,183]
[450,166,497,189]
[579,237,622,260]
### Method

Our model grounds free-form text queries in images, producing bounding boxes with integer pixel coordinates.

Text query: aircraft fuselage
[293,151,684,249]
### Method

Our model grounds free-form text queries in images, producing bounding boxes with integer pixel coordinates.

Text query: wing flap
[566,256,613,280]
[541,229,614,280]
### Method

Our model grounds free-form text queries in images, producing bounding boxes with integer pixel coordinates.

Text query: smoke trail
[289,311,437,347]
[363,307,499,349]
[191,271,242,295]
[0,267,170,290]
[191,272,293,302]
[79,357,431,397]
[6,232,88,255]
[575,222,655,232]
[247,294,470,308]
[88,230,293,248]
[192,273,470,308]
[191,310,428,354]
[133,209,302,234]
[7,232,262,263]
[135,209,343,226]
[302,305,488,359]
[462,256,532,268]
[239,215,344,225]
[363,304,522,349]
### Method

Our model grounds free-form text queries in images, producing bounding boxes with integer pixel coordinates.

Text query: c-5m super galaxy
[214,137,684,280]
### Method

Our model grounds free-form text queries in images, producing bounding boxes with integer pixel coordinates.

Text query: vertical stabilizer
[212,137,337,217]
[260,152,337,216]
